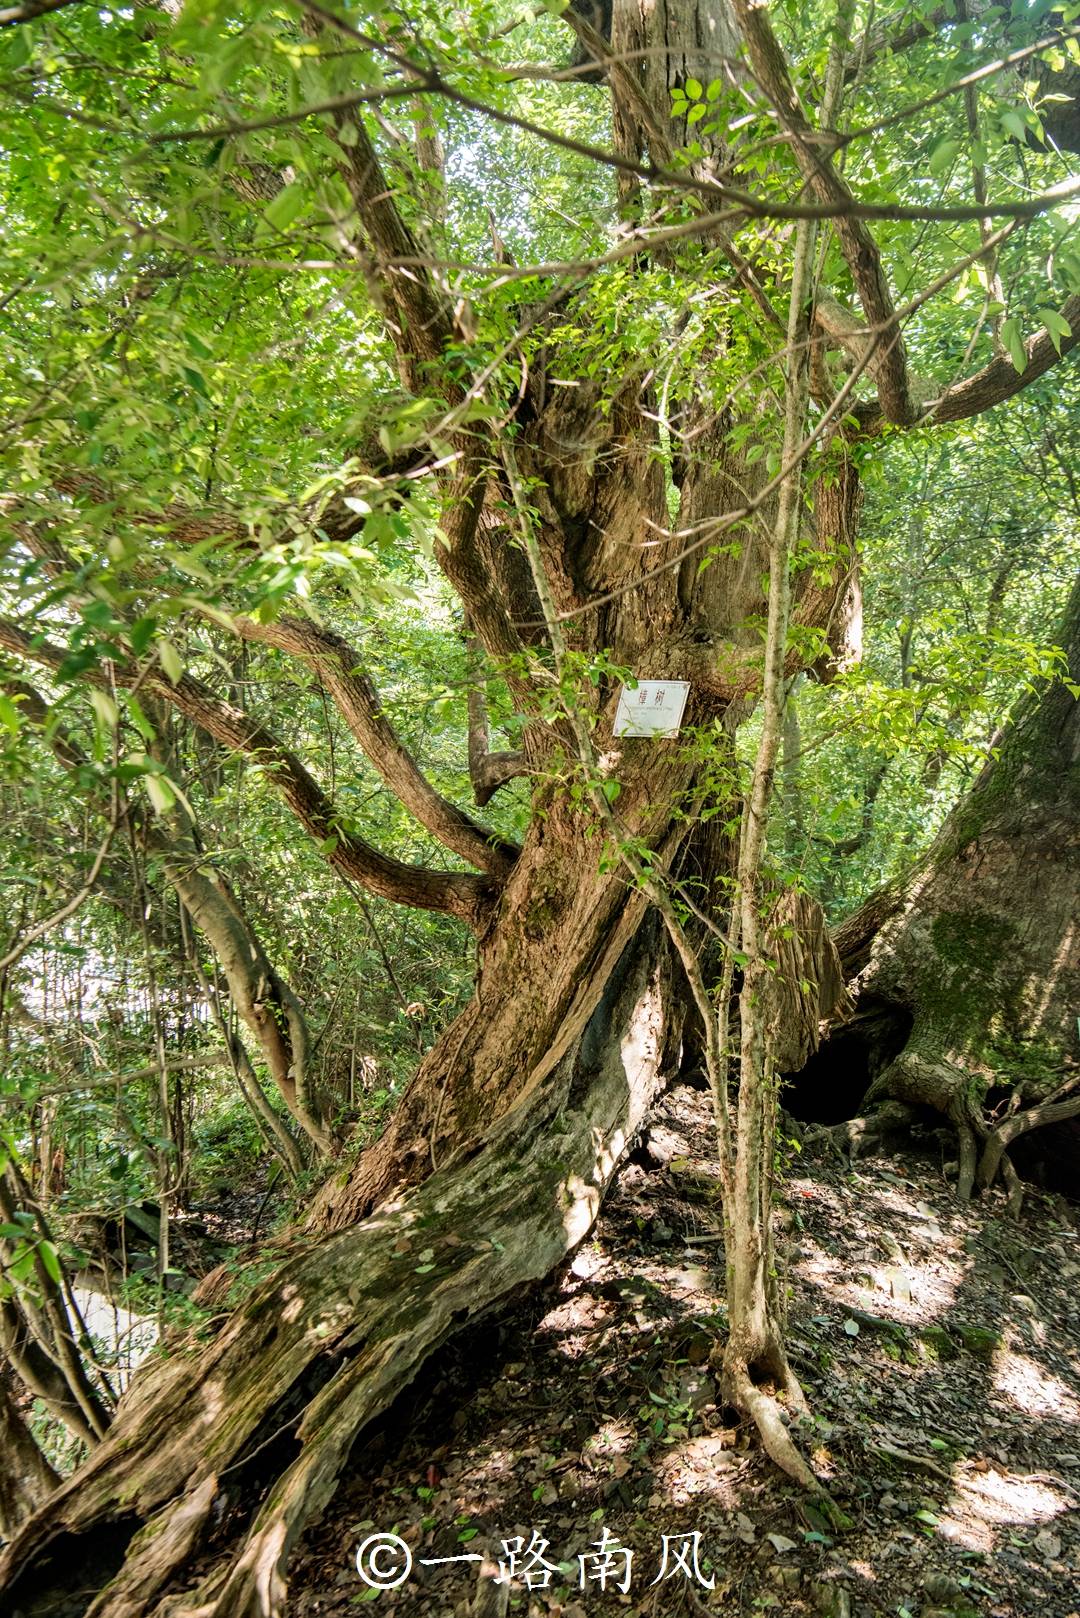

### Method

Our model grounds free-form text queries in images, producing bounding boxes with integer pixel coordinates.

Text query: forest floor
[288,1084,1080,1618]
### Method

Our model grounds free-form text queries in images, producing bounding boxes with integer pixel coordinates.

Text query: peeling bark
[0,918,675,1618]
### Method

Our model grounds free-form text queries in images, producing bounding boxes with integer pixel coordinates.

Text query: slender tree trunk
[156,826,335,1159]
[719,199,823,1488]
[0,1374,60,1542]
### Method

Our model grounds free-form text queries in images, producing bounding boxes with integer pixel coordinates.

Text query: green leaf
[686,103,706,125]
[125,695,157,744]
[185,328,213,360]
[130,617,157,657]
[89,689,119,729]
[1038,306,1073,354]
[1000,317,1027,373]
[1000,108,1028,142]
[0,694,20,736]
[928,136,961,176]
[263,182,306,233]
[685,77,703,100]
[37,1239,62,1286]
[181,365,210,400]
[144,775,176,815]
[9,1246,37,1285]
[157,640,184,685]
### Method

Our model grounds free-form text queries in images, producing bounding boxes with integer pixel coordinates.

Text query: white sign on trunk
[613,680,690,739]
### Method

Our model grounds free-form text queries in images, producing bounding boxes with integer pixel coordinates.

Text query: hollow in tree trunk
[834,573,1080,1204]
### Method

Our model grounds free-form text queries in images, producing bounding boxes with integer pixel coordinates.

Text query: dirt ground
[287,1083,1080,1618]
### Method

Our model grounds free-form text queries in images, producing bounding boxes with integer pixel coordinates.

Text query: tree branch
[224,614,519,878]
[845,4,953,82]
[927,295,1080,422]
[0,0,81,24]
[0,621,498,930]
[465,636,527,808]
[332,100,459,394]
[732,0,917,425]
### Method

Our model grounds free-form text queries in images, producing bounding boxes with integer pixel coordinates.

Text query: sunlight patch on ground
[790,1235,966,1326]
[535,1289,617,1359]
[787,1171,971,1326]
[847,1558,879,1585]
[582,1418,634,1461]
[570,1243,606,1281]
[991,1347,1080,1423]
[938,1466,1073,1553]
[651,1434,741,1506]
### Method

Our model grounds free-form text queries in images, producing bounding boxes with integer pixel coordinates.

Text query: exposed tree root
[1000,1150,1025,1219]
[723,1361,822,1493]
[777,1357,811,1418]
[955,1118,978,1202]
[865,1048,1080,1215]
[867,1050,988,1202]
[977,1079,1080,1198]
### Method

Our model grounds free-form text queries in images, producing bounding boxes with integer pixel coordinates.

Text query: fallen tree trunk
[0,911,673,1618]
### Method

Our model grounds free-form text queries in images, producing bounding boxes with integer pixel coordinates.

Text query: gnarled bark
[0,914,675,1618]
[833,572,1080,1198]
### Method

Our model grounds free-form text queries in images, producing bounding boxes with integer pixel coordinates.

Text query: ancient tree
[832,571,1080,1208]
[1,0,1079,1611]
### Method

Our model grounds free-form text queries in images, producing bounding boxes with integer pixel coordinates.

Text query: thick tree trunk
[0,326,859,1618]
[0,913,676,1618]
[308,725,731,1227]
[834,574,1080,1198]
[0,1,865,1599]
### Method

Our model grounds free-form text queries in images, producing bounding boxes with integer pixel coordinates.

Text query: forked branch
[733,0,917,425]
[227,614,519,877]
[0,620,498,930]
